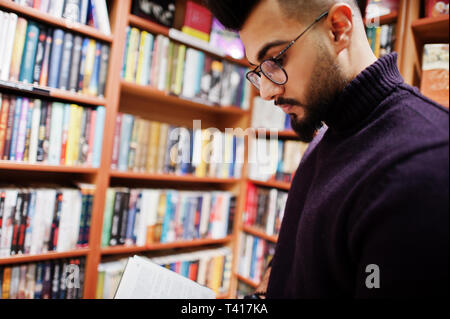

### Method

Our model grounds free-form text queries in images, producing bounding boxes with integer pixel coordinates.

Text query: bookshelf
[0,0,447,300]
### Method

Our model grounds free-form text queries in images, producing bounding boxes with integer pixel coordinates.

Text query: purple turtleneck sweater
[266,54,449,298]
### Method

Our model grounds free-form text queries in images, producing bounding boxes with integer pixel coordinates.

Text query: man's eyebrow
[256,40,289,62]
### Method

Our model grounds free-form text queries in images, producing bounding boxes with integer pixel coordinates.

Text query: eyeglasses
[246,11,329,91]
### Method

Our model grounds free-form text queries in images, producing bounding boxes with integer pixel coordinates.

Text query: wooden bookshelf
[110,170,240,184]
[249,179,291,191]
[0,248,91,266]
[0,162,98,174]
[236,273,259,288]
[0,0,113,43]
[412,15,449,44]
[242,226,278,243]
[101,236,233,256]
[128,13,170,37]
[364,11,399,25]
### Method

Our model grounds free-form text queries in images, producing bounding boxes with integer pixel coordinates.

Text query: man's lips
[280,105,294,113]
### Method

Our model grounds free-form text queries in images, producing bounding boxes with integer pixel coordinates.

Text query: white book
[199,192,211,238]
[234,136,245,178]
[139,189,160,246]
[29,190,45,255]
[41,189,56,253]
[93,0,111,35]
[115,255,216,299]
[181,48,198,98]
[48,0,65,18]
[0,189,18,257]
[40,0,51,13]
[157,36,170,91]
[243,235,254,278]
[79,0,89,24]
[265,189,278,236]
[0,11,6,73]
[56,189,78,252]
[1,13,18,81]
[28,100,41,163]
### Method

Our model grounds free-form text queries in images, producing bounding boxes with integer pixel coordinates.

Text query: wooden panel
[412,15,449,44]
[249,179,291,191]
[236,274,259,288]
[0,0,113,43]
[0,249,90,265]
[242,226,278,243]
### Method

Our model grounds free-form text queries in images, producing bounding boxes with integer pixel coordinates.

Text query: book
[425,0,449,17]
[92,0,111,35]
[114,255,216,299]
[63,0,81,22]
[39,30,53,86]
[19,21,40,84]
[58,32,74,91]
[9,17,28,82]
[0,13,18,81]
[421,44,449,108]
[209,18,245,60]
[131,0,176,28]
[47,29,65,89]
[182,1,213,42]
[33,25,48,85]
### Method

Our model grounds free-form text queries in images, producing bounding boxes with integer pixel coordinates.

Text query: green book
[101,188,116,247]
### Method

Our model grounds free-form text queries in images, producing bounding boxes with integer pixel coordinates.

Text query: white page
[114,256,216,299]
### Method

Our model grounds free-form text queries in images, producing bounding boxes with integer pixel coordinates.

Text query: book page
[114,256,216,299]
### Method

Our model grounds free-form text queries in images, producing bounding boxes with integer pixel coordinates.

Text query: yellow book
[83,39,97,94]
[196,129,211,177]
[146,121,161,173]
[65,104,79,166]
[128,116,140,171]
[156,123,169,174]
[135,30,148,85]
[138,120,150,172]
[374,26,382,58]
[2,266,11,299]
[222,132,233,178]
[125,28,140,83]
[9,18,28,81]
[182,26,210,42]
[72,106,84,165]
[210,255,225,294]
[174,45,187,95]
[96,270,105,299]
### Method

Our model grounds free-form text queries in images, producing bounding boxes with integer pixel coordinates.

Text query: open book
[114,255,216,299]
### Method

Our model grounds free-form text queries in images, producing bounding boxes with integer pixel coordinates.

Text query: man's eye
[275,56,286,66]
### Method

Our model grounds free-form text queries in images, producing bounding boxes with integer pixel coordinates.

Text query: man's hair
[205,0,366,31]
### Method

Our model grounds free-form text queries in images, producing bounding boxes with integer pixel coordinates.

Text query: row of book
[366,23,396,58]
[97,247,232,298]
[0,12,110,97]
[244,185,288,237]
[0,95,106,166]
[0,184,94,257]
[238,233,275,284]
[9,0,111,34]
[101,188,236,247]
[112,113,245,178]
[251,97,293,132]
[248,138,308,183]
[122,28,251,109]
[0,258,85,299]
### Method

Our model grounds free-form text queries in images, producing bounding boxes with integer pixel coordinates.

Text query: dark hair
[205,0,260,31]
[205,0,367,31]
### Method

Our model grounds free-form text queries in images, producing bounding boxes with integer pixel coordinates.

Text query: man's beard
[288,47,349,143]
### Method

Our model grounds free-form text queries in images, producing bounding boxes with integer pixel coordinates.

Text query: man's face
[240,0,349,142]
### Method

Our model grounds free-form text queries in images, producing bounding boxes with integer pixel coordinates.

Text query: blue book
[34,262,44,299]
[77,38,90,92]
[125,193,137,244]
[9,98,23,161]
[142,32,154,85]
[181,261,189,278]
[47,29,65,88]
[92,106,105,168]
[160,191,173,243]
[194,51,205,97]
[58,32,74,90]
[15,98,29,162]
[249,237,259,280]
[118,114,134,171]
[285,114,292,130]
[277,140,284,175]
[19,22,40,84]
[88,42,101,96]
[47,103,64,165]
[230,136,236,177]
[121,27,130,79]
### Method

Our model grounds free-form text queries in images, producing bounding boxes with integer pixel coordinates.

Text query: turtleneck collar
[323,53,404,133]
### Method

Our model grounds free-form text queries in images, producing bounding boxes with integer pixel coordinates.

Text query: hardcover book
[131,0,176,28]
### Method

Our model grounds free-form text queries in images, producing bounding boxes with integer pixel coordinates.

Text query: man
[207,0,449,298]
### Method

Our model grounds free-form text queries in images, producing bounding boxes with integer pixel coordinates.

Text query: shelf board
[242,225,278,243]
[120,81,248,117]
[364,11,399,25]
[110,171,240,184]
[0,162,98,174]
[255,129,299,139]
[412,15,449,44]
[0,80,107,106]
[0,0,113,43]
[0,248,90,265]
[249,179,291,191]
[236,274,259,288]
[101,236,233,255]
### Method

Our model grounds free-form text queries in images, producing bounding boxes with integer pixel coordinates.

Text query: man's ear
[325,3,354,53]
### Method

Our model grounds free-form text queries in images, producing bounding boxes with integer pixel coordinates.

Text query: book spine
[87,42,101,96]
[77,107,89,165]
[59,104,71,165]
[77,38,90,92]
[47,29,65,89]
[86,109,97,166]
[15,98,30,162]
[9,98,23,161]
[42,101,52,162]
[127,116,140,171]
[22,101,34,162]
[48,102,64,165]
[16,192,30,255]
[76,190,88,248]
[19,21,40,84]
[97,44,110,97]
[118,191,130,246]
[118,114,134,171]
[38,31,52,86]
[0,96,10,159]
[23,191,36,255]
[48,0,65,18]
[125,28,140,83]
[69,35,83,92]
[92,106,105,168]
[136,30,148,85]
[111,113,122,170]
[121,27,130,79]
[62,0,81,22]
[93,0,111,35]
[8,17,28,82]
[108,191,122,246]
[48,192,63,251]
[82,191,94,247]
[79,0,89,24]
[82,39,97,94]
[36,101,48,162]
[101,188,115,247]
[65,104,79,166]
[33,26,48,85]
[58,32,74,91]
[0,13,18,81]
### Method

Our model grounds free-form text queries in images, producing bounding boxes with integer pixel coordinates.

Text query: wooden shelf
[110,171,240,184]
[242,225,278,243]
[255,129,299,139]
[128,14,170,37]
[236,274,259,288]
[364,11,399,25]
[249,179,291,191]
[120,80,248,117]
[0,80,107,106]
[0,248,91,265]
[0,162,98,174]
[101,236,233,255]
[0,0,113,43]
[216,292,230,299]
[412,15,449,44]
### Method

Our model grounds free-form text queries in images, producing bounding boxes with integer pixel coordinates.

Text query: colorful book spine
[58,32,74,90]
[19,21,40,84]
[48,102,64,165]
[92,106,105,168]
[47,29,65,88]
[9,18,28,82]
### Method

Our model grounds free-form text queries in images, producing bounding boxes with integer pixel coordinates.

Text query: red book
[182,1,212,40]
[425,0,449,17]
[33,0,41,9]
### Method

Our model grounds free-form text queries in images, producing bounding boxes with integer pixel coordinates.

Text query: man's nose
[259,74,284,101]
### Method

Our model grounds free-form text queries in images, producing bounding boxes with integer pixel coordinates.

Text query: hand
[254,267,271,299]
